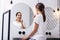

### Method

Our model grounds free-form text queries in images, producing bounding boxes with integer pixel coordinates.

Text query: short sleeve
[34,15,42,24]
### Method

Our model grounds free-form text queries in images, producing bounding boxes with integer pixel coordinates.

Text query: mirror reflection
[13,12,25,29]
[10,3,33,40]
[11,3,33,29]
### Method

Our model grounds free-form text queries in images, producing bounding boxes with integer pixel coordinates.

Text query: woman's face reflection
[16,12,22,20]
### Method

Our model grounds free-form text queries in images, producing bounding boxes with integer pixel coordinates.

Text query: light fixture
[57,8,59,11]
[53,10,55,12]
[10,0,13,4]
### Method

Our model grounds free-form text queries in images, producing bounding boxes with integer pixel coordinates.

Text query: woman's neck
[16,19,21,22]
[37,11,42,15]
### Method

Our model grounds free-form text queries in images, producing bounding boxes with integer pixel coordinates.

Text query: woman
[22,3,46,40]
[13,12,25,29]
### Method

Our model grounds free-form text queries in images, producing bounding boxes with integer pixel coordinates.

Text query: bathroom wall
[39,0,57,10]
[0,0,1,40]
[0,0,59,40]
[0,0,2,40]
[39,0,59,38]
[0,0,38,40]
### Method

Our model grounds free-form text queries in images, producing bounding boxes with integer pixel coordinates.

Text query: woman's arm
[28,22,39,38]
[21,23,25,29]
[22,22,39,40]
[21,20,25,29]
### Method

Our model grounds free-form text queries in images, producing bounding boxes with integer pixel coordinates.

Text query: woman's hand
[22,36,29,40]
[20,19,25,29]
[21,19,23,24]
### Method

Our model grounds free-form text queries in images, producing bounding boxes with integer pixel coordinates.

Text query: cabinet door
[2,10,11,40]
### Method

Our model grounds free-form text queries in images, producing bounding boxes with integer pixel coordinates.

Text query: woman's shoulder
[38,13,42,16]
[36,14,42,19]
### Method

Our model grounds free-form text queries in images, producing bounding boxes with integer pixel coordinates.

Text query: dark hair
[36,3,46,22]
[16,12,22,16]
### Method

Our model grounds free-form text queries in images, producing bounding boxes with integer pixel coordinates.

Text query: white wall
[0,0,1,40]
[39,0,57,10]
[0,0,2,40]
[0,0,38,40]
[0,0,59,40]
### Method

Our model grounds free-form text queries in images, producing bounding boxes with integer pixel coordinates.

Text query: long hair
[36,3,46,22]
[16,12,22,16]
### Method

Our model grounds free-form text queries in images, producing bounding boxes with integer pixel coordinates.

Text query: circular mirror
[45,7,58,30]
[11,3,33,29]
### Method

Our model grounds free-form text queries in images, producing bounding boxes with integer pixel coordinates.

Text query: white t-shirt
[31,14,46,39]
[13,21,22,29]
